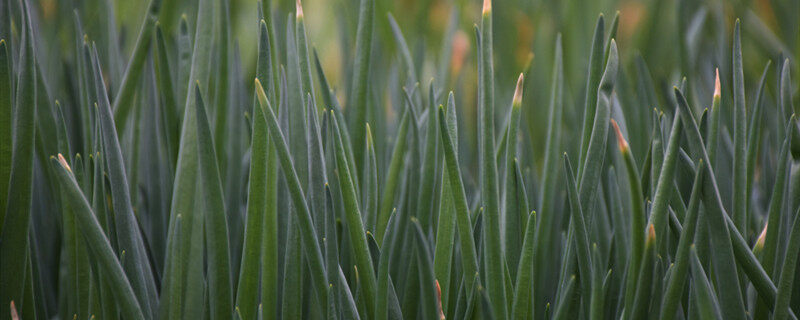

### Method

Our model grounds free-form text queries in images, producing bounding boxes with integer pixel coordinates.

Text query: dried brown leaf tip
[646,224,656,246]
[512,73,524,107]
[482,0,491,14]
[714,68,720,98]
[610,119,629,154]
[9,301,18,320]
[435,280,445,319]
[57,153,72,172]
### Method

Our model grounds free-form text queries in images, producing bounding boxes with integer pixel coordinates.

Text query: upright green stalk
[257,19,280,320]
[433,94,458,315]
[630,225,656,320]
[111,0,160,131]
[92,45,158,318]
[690,246,723,320]
[0,7,36,318]
[578,15,605,167]
[503,74,526,275]
[166,0,216,315]
[376,106,410,242]
[647,110,682,249]
[0,40,11,224]
[776,208,800,320]
[349,0,375,175]
[51,156,145,320]
[534,35,563,315]
[438,105,479,296]
[478,1,507,317]
[235,86,269,319]
[512,211,536,319]
[674,88,746,320]
[193,86,233,319]
[731,20,747,235]
[295,0,315,105]
[612,119,645,317]
[659,159,705,320]
[331,112,378,317]
[256,79,328,316]
[563,154,594,317]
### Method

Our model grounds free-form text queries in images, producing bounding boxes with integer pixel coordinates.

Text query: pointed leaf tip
[646,224,656,245]
[435,280,445,320]
[714,68,721,97]
[296,0,303,18]
[482,0,491,14]
[57,153,72,172]
[513,73,524,106]
[610,119,629,153]
[9,301,18,320]
[755,223,767,250]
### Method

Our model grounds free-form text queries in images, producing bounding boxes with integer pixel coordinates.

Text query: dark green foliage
[3,0,798,319]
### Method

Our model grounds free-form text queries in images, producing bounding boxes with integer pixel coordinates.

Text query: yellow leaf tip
[57,153,72,172]
[513,73,524,106]
[482,0,491,14]
[755,223,767,250]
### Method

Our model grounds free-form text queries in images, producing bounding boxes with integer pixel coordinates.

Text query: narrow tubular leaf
[630,225,656,320]
[731,20,747,235]
[511,211,536,319]
[349,0,375,174]
[438,106,479,296]
[674,88,746,319]
[167,0,217,315]
[112,0,160,131]
[295,0,316,106]
[503,74,526,275]
[648,110,682,248]
[578,15,605,166]
[193,86,233,319]
[616,112,645,316]
[91,45,157,318]
[552,275,577,320]
[258,19,280,320]
[376,106,410,242]
[534,35,563,315]
[0,39,11,223]
[256,79,328,314]
[331,111,378,317]
[412,218,440,319]
[0,8,35,316]
[759,119,793,283]
[690,246,723,320]
[478,1,508,317]
[433,94,458,315]
[659,160,705,320]
[377,211,398,320]
[51,156,144,320]
[563,154,593,312]
[775,208,800,320]
[417,83,440,230]
[235,86,269,319]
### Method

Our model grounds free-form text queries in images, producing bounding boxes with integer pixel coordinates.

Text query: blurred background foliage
[18,0,799,168]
